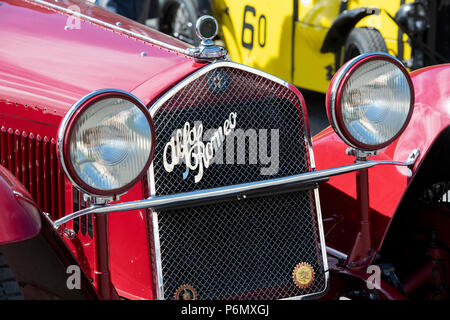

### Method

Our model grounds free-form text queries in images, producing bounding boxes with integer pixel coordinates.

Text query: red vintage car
[0,0,448,300]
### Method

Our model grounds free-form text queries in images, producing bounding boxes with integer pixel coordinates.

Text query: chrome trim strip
[53,156,418,226]
[151,211,164,300]
[31,0,192,56]
[147,162,162,299]
[326,247,348,260]
[148,61,290,118]
[53,153,418,228]
[312,187,329,294]
[295,79,328,299]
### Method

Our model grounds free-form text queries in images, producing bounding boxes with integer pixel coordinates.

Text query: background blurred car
[94,0,160,25]
[150,0,450,94]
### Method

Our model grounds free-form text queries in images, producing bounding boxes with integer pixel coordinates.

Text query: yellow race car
[159,0,450,93]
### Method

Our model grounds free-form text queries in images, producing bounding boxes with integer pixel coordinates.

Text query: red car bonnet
[0,0,203,127]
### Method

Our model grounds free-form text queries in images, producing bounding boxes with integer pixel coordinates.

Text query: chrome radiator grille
[149,63,327,300]
[151,66,310,194]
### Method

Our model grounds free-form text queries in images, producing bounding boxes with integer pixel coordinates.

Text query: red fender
[0,165,41,245]
[313,64,450,260]
[0,165,103,299]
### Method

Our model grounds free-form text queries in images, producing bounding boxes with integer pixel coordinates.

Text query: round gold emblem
[173,284,198,300]
[292,262,315,289]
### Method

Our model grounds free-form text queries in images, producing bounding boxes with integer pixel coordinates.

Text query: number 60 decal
[241,5,267,50]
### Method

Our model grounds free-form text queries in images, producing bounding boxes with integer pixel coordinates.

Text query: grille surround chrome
[147,61,328,300]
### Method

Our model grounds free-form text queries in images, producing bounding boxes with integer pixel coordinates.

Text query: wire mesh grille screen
[156,191,326,300]
[150,65,326,299]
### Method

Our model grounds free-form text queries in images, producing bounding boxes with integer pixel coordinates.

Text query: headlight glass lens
[69,97,152,192]
[339,59,412,148]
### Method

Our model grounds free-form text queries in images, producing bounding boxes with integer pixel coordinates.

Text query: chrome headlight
[58,89,155,196]
[326,53,414,151]
[395,2,428,34]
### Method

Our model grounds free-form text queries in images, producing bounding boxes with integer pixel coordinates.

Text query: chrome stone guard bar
[51,149,420,229]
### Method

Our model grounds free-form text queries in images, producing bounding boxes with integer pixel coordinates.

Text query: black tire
[160,0,200,45]
[0,251,23,300]
[343,27,388,62]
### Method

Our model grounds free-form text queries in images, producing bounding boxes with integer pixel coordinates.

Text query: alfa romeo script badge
[173,284,198,300]
[292,262,314,289]
[163,112,237,183]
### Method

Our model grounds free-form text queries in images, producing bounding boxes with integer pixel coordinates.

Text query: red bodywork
[0,0,449,300]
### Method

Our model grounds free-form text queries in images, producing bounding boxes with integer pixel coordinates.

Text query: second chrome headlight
[327,53,414,151]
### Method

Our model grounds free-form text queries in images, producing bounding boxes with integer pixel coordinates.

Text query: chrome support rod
[52,149,420,228]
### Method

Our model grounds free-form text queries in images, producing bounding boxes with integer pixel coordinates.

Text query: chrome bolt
[63,229,76,240]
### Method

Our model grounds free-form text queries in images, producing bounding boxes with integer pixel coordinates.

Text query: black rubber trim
[320,7,380,53]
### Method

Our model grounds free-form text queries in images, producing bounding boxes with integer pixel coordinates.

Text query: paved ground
[299,89,330,137]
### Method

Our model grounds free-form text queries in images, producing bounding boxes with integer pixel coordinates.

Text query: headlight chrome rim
[57,89,156,196]
[327,52,415,151]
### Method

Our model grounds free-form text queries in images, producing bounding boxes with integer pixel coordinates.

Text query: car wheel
[0,252,23,300]
[343,27,388,62]
[161,0,200,46]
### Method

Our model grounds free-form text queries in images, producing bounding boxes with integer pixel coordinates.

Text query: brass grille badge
[292,262,315,289]
[174,284,198,300]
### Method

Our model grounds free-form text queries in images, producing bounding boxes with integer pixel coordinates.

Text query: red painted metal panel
[108,183,155,300]
[0,127,65,221]
[0,0,198,119]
